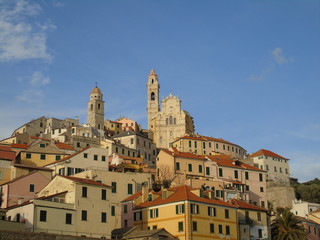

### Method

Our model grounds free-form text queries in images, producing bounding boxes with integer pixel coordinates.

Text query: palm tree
[271,208,308,240]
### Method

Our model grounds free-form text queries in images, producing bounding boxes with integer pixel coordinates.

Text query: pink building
[0,170,51,208]
[117,117,141,132]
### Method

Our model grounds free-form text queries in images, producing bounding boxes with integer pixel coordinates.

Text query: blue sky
[0,0,319,182]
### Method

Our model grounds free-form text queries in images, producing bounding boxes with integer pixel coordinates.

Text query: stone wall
[267,186,295,210]
[0,230,107,240]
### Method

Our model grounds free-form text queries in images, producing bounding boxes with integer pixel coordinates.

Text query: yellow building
[7,175,113,238]
[123,185,238,240]
[172,135,247,159]
[105,119,123,136]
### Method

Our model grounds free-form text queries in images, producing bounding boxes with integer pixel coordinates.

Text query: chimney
[142,182,149,203]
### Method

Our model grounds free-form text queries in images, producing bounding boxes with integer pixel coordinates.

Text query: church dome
[91,87,102,95]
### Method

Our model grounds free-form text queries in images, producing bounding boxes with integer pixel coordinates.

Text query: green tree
[271,209,307,240]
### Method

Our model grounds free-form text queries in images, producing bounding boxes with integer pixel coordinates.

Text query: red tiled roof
[0,148,16,161]
[206,155,265,172]
[60,175,112,188]
[54,142,74,150]
[122,191,143,202]
[229,199,267,211]
[44,146,89,166]
[135,185,235,209]
[162,149,207,160]
[249,149,288,160]
[11,143,28,149]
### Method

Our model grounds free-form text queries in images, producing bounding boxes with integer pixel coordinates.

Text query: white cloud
[16,89,44,103]
[0,0,54,62]
[29,71,50,86]
[53,0,64,8]
[272,47,292,65]
[287,124,320,142]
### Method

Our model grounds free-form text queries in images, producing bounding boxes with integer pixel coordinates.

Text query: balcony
[239,217,254,225]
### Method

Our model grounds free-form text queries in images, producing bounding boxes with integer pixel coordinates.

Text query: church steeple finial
[149,68,158,77]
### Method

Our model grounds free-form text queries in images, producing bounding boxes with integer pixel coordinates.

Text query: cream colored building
[113,131,157,167]
[147,69,195,149]
[245,149,290,186]
[44,147,110,176]
[291,199,320,218]
[75,169,152,230]
[172,135,247,159]
[6,175,113,238]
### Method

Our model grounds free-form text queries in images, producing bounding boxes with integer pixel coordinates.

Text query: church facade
[147,69,195,149]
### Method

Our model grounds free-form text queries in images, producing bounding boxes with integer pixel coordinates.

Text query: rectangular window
[194,141,197,148]
[245,172,249,180]
[94,155,98,161]
[258,229,263,238]
[176,204,185,214]
[206,167,210,175]
[178,221,184,232]
[66,213,72,224]
[274,166,277,172]
[26,153,31,159]
[111,206,115,216]
[209,142,212,148]
[40,210,47,222]
[124,205,128,214]
[210,223,214,233]
[82,186,87,197]
[198,165,203,173]
[40,154,46,160]
[189,141,192,148]
[260,187,264,192]
[226,226,230,235]
[134,211,142,221]
[219,224,223,234]
[112,182,117,193]
[102,156,106,161]
[259,173,263,181]
[191,204,199,214]
[58,168,65,175]
[188,163,192,172]
[208,207,216,216]
[55,155,61,161]
[216,143,219,149]
[176,162,180,170]
[29,184,35,192]
[84,153,88,158]
[149,208,159,218]
[40,143,46,148]
[219,168,223,177]
[192,221,197,231]
[257,212,261,221]
[101,189,107,200]
[225,209,229,219]
[101,212,107,223]
[203,142,206,149]
[81,210,87,221]
[152,225,157,229]
[128,184,133,194]
[234,170,238,179]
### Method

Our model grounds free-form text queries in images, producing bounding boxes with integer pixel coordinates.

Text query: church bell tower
[147,69,160,131]
[88,85,105,130]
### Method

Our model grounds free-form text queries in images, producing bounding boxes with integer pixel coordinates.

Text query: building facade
[147,69,195,149]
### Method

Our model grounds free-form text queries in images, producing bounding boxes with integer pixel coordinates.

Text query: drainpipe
[185,200,191,240]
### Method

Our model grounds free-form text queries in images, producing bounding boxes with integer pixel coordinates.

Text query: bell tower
[147,69,160,131]
[88,85,105,130]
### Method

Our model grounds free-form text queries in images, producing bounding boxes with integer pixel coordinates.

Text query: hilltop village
[0,70,319,240]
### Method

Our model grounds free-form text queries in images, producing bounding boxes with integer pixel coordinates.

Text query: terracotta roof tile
[135,185,235,209]
[249,149,288,160]
[11,144,28,149]
[122,191,143,202]
[229,199,267,211]
[162,149,207,160]
[13,164,54,171]
[0,148,16,161]
[54,142,74,150]
[60,175,112,188]
[206,155,266,172]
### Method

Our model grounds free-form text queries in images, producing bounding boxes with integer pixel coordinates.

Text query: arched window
[166,118,168,125]
[90,104,93,111]
[174,118,176,125]
[98,104,100,110]
[151,92,155,101]
[169,116,173,125]
[98,124,101,130]
[151,79,154,84]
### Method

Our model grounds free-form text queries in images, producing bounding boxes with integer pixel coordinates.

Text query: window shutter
[176,205,179,214]
[150,210,153,218]
[182,204,185,213]
[156,208,159,217]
